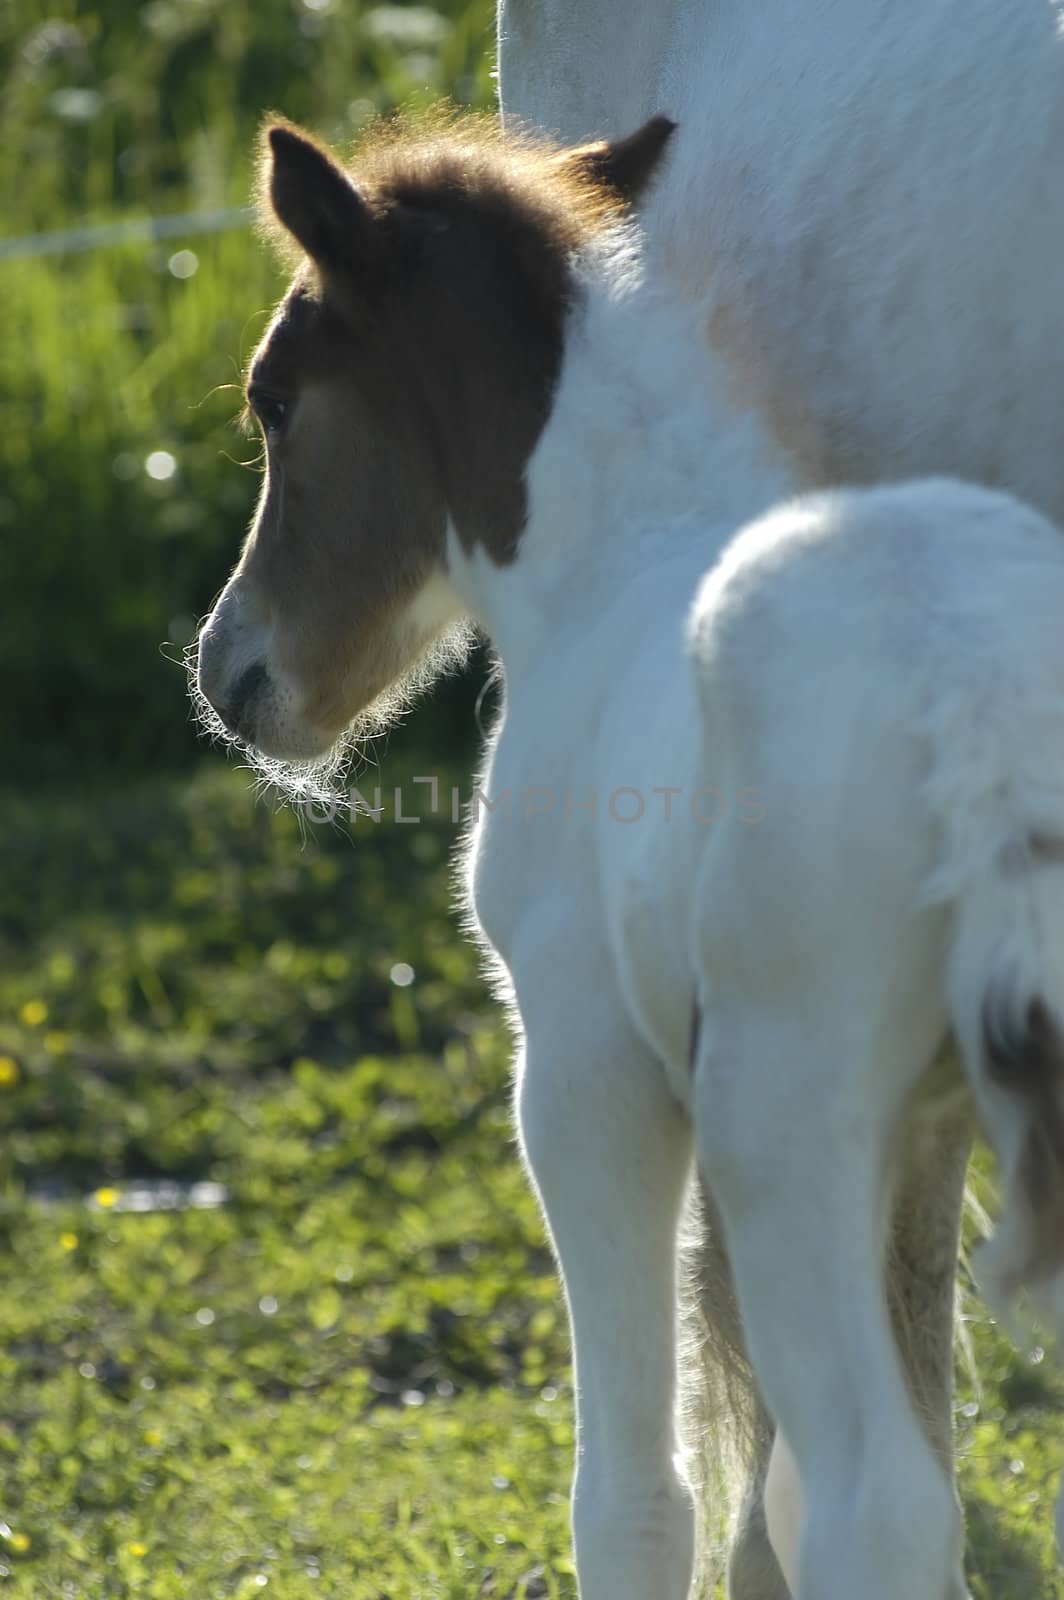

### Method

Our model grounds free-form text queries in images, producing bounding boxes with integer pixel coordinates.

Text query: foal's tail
[678,1180,787,1597]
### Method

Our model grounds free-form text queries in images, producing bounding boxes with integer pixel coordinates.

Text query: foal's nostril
[224,661,269,740]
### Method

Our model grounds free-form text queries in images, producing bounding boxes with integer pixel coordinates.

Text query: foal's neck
[449,231,795,678]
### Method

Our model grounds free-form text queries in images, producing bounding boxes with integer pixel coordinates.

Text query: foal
[195,115,1064,1599]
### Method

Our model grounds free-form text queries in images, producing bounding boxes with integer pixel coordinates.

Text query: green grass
[0,764,574,1597]
[0,769,1062,1596]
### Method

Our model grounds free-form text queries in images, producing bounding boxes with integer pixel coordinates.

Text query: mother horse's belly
[503,0,1064,518]
[655,0,1064,514]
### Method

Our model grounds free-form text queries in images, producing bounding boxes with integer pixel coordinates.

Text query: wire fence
[0,205,254,261]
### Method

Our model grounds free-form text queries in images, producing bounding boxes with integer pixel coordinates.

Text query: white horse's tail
[919,495,1064,1316]
[943,802,1064,1564]
[944,840,1064,1308]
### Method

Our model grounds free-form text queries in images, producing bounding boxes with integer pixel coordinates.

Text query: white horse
[497,2,1064,1590]
[195,113,1064,1598]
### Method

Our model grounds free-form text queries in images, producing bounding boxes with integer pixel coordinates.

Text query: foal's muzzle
[196,592,271,745]
[217,660,269,741]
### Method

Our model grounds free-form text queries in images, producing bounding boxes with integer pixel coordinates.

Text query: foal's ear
[561,114,677,207]
[264,123,378,271]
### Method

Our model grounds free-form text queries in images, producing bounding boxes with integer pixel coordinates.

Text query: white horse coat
[495,4,1064,1594]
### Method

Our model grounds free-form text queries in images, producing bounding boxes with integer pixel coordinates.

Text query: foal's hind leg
[693,1003,967,1600]
[695,1095,970,1600]
[515,967,696,1600]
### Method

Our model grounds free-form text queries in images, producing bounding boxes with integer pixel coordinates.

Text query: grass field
[0,764,1062,1597]
[0,761,576,1598]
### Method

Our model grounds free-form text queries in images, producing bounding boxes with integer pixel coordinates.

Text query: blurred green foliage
[1,0,493,775]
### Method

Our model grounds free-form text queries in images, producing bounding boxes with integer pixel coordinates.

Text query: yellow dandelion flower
[19,1000,47,1027]
[143,1428,162,1446]
[43,1030,70,1054]
[8,1532,29,1553]
[60,1232,78,1252]
[125,1541,148,1558]
[0,1056,19,1087]
[94,1187,120,1209]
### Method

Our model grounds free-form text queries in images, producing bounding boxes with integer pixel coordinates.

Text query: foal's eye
[249,393,288,435]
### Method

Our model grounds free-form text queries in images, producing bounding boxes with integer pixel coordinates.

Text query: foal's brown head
[195,111,674,778]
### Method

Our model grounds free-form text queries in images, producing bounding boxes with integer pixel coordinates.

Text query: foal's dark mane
[257,110,620,276]
[257,107,675,293]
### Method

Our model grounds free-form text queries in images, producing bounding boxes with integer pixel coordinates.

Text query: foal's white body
[454,263,790,1599]
[451,240,1064,1600]
[459,253,791,1084]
